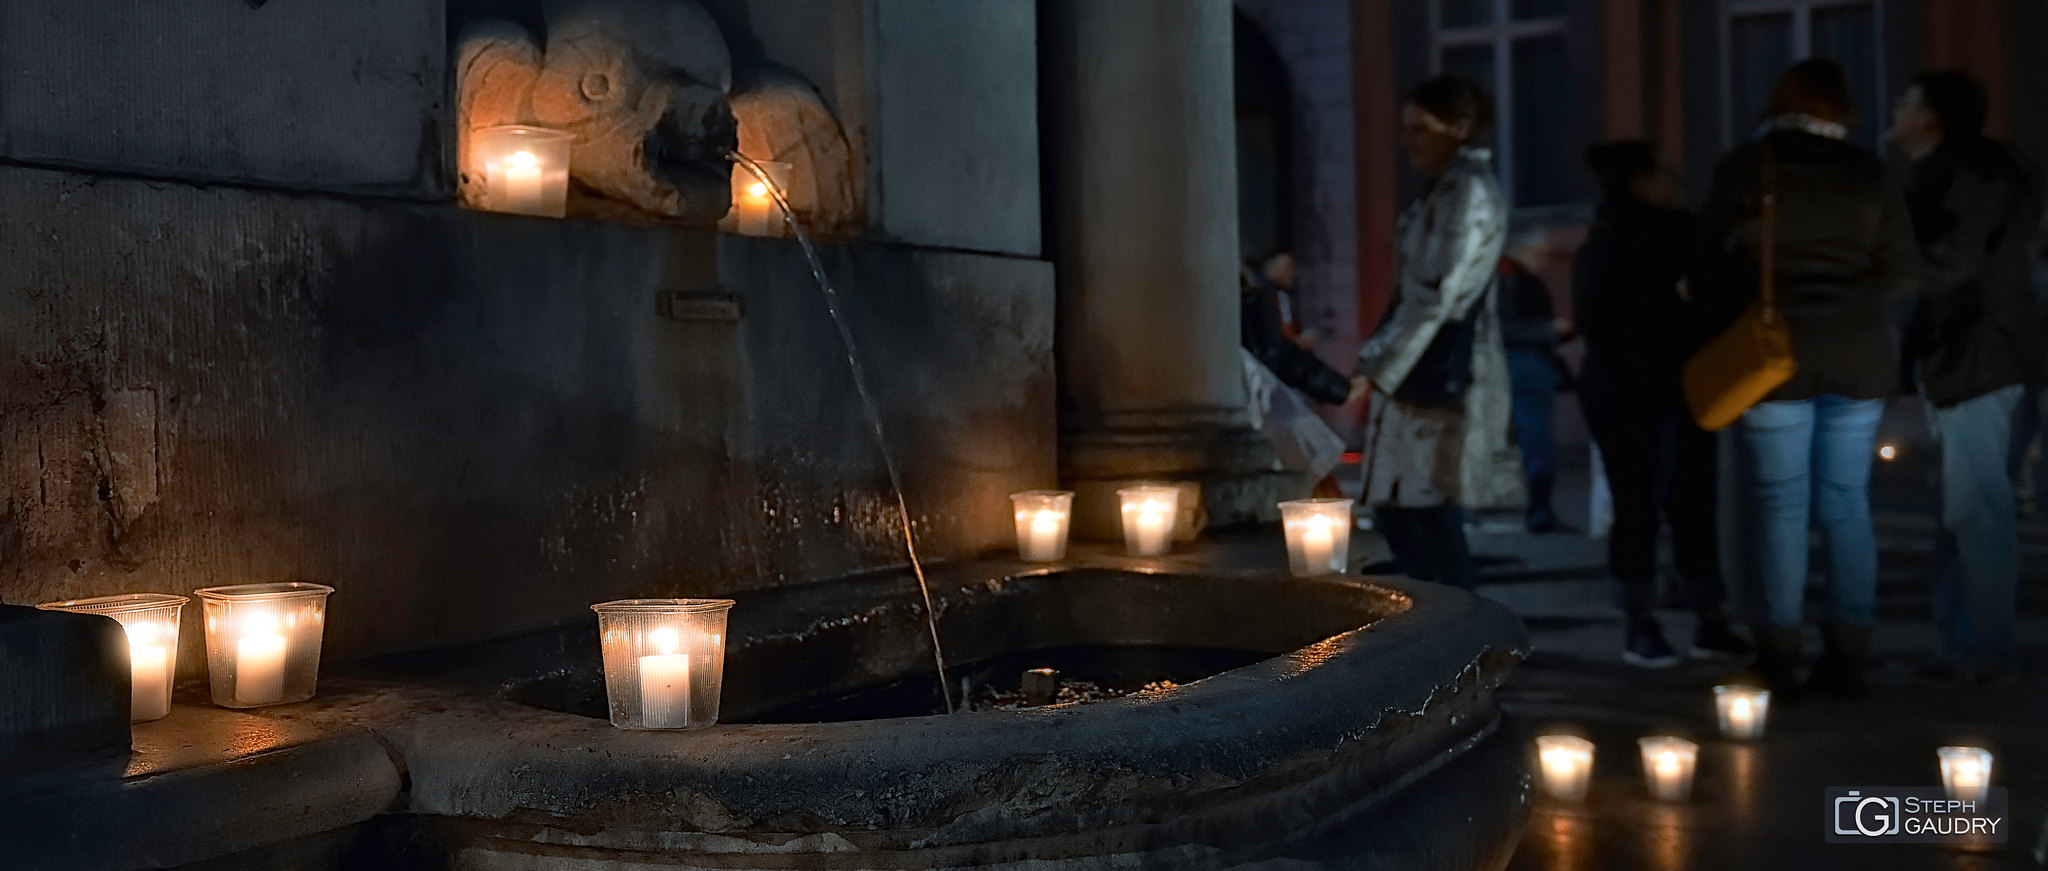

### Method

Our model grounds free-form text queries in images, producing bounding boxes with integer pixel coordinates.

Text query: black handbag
[1391,311,1478,405]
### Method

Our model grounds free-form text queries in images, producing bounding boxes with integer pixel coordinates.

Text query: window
[1432,0,1572,208]
[1723,1,1884,150]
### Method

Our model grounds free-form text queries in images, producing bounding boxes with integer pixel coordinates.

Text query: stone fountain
[0,1,1531,868]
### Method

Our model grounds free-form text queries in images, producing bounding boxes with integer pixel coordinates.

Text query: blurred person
[1351,76,1520,590]
[1497,227,1570,533]
[1892,70,2045,682]
[1242,248,1362,499]
[1575,140,1750,667]
[1691,60,1918,700]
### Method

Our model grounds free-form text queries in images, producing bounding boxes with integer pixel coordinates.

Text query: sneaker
[1622,620,1682,668]
[1691,618,1753,659]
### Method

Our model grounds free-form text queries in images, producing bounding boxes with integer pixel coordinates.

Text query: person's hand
[1347,375,1372,404]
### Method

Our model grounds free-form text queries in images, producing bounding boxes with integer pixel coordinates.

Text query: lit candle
[1937,746,1993,802]
[638,627,692,729]
[1713,685,1771,741]
[1535,734,1595,801]
[126,621,172,721]
[1638,736,1698,802]
[1279,498,1353,577]
[235,612,288,706]
[1133,499,1169,555]
[1028,511,1060,557]
[500,150,544,212]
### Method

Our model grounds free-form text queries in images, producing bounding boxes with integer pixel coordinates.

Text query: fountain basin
[0,543,1532,870]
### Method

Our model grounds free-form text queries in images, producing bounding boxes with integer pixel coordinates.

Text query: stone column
[1041,0,1296,537]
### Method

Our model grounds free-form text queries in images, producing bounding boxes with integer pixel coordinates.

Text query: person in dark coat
[1891,70,2046,681]
[1242,249,1352,407]
[1496,229,1566,533]
[1691,60,1920,700]
[1574,141,1750,668]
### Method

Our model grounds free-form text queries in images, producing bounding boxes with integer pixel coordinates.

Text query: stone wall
[0,164,1054,664]
[0,0,449,196]
[1234,0,1360,361]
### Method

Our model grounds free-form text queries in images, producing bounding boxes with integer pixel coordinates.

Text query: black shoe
[1691,617,1753,659]
[1808,624,1870,700]
[1753,627,1806,704]
[1623,619,1681,668]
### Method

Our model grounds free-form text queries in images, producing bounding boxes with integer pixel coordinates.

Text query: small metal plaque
[659,291,743,323]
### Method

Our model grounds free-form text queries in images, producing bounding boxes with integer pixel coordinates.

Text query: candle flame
[509,150,538,169]
[1731,697,1751,717]
[1305,513,1334,534]
[126,620,160,647]
[747,181,769,199]
[651,627,680,655]
[1658,750,1679,771]
[1878,443,1897,461]
[243,611,278,638]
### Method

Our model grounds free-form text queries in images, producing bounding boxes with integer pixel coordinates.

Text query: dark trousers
[1581,380,1724,616]
[1507,350,1560,526]
[1375,505,1476,590]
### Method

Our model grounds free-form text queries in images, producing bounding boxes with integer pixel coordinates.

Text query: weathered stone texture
[869,0,1041,256]
[0,163,1054,664]
[0,0,449,195]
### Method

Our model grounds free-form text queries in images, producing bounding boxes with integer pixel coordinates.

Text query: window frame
[1718,0,1887,147]
[1429,0,1569,210]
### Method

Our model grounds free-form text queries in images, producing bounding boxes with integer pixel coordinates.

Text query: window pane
[1812,3,1882,149]
[1440,43,1499,155]
[1729,12,1794,136]
[1440,0,1493,29]
[1511,0,1566,21]
[1511,33,1574,206]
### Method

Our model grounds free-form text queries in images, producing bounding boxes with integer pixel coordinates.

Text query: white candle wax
[1022,510,1063,561]
[236,631,287,705]
[1132,501,1170,556]
[1639,737,1697,802]
[638,627,692,728]
[1940,747,1992,802]
[739,182,773,235]
[1536,737,1594,801]
[500,151,545,212]
[130,643,171,721]
[1299,515,1337,572]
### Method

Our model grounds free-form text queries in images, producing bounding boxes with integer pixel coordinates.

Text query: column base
[1060,420,1307,541]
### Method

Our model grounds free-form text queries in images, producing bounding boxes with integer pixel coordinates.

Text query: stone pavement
[1373,450,2048,870]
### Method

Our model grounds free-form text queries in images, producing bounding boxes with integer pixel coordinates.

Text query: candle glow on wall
[37,593,187,722]
[1010,490,1075,562]
[1278,498,1353,577]
[472,125,574,218]
[1638,736,1699,802]
[1117,484,1181,557]
[1534,734,1595,801]
[194,583,334,708]
[1712,684,1771,741]
[1936,746,1993,802]
[591,599,735,730]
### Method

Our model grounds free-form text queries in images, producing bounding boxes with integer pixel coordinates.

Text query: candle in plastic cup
[1279,498,1353,577]
[1937,746,1993,802]
[1535,734,1595,801]
[1638,736,1698,802]
[1118,485,1180,557]
[592,599,735,730]
[1713,684,1771,741]
[195,582,334,708]
[36,593,187,722]
[1010,491,1074,562]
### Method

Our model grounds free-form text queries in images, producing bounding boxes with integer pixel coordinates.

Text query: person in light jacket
[1352,76,1521,590]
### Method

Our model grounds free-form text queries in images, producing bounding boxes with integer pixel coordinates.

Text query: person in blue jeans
[1892,71,2046,682]
[1692,61,1919,700]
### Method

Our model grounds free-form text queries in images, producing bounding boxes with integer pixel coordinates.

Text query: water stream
[728,152,955,714]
